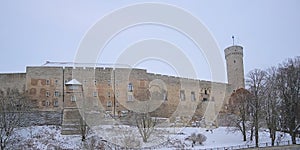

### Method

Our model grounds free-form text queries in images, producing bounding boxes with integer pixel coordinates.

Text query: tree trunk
[271,129,275,146]
[242,121,247,141]
[255,114,259,147]
[255,127,259,147]
[250,127,254,141]
[291,132,296,144]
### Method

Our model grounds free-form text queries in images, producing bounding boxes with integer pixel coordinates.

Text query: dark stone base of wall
[19,111,62,127]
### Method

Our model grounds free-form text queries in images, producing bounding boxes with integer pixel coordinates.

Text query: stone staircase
[61,108,82,135]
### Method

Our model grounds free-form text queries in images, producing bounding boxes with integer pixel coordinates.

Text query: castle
[0,45,245,134]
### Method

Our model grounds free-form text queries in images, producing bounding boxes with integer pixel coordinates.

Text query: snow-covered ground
[5,125,300,149]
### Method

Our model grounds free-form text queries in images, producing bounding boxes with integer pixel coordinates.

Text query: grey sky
[0,0,299,82]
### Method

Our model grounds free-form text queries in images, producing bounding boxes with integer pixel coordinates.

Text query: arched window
[128,83,133,92]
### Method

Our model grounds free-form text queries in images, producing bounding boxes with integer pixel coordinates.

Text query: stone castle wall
[1,66,236,126]
[0,73,26,93]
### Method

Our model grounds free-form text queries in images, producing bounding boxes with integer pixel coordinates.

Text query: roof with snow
[65,79,82,85]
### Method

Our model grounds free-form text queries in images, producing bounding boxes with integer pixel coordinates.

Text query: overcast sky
[0,0,299,82]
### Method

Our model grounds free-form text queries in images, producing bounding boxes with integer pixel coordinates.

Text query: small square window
[54,91,60,97]
[93,91,98,97]
[107,101,112,107]
[54,100,59,107]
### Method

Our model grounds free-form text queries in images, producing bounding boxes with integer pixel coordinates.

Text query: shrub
[185,133,207,147]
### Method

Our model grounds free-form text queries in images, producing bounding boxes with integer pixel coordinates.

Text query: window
[107,101,112,107]
[71,95,76,102]
[54,91,60,97]
[93,91,98,97]
[45,100,50,107]
[234,60,236,63]
[108,80,111,86]
[107,92,110,98]
[202,98,208,101]
[69,85,78,90]
[180,90,185,101]
[191,91,196,101]
[94,80,97,85]
[54,100,59,107]
[55,80,58,85]
[128,95,133,101]
[46,79,50,85]
[128,83,133,92]
[204,89,208,95]
[116,91,119,98]
[163,91,168,101]
[30,88,36,95]
[46,91,50,97]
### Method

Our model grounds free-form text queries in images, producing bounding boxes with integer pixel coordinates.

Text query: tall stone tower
[224,45,245,90]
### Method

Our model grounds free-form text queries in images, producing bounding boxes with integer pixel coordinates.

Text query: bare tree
[247,69,267,147]
[276,57,300,144]
[135,113,157,142]
[264,67,280,146]
[0,88,29,150]
[227,88,252,141]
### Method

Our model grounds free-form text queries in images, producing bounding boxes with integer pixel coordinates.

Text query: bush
[185,133,207,147]
[197,133,207,145]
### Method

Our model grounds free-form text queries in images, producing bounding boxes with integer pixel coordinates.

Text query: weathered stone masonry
[0,45,245,128]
